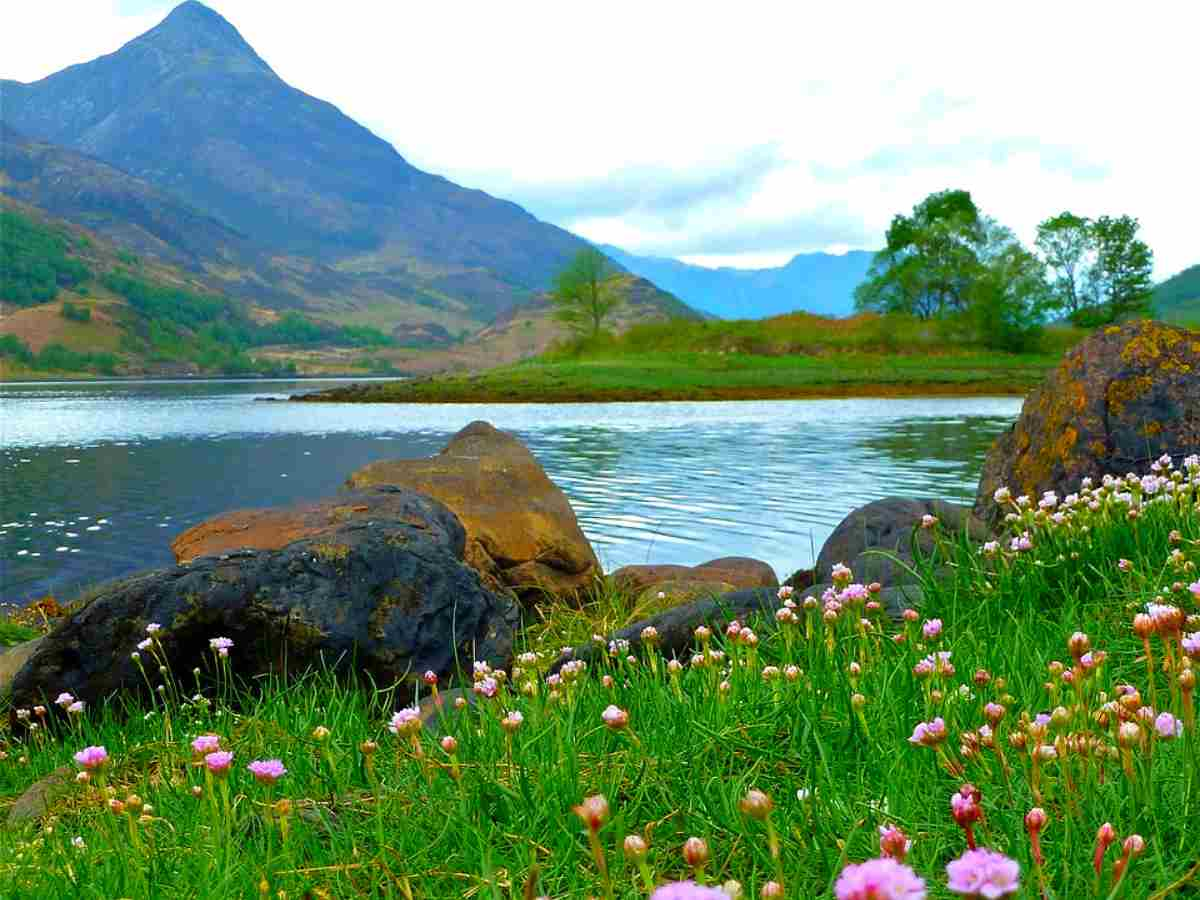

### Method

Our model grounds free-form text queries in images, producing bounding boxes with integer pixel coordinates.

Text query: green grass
[2,460,1200,897]
[298,313,1079,404]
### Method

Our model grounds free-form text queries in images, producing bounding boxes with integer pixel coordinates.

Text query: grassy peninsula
[294,313,1084,404]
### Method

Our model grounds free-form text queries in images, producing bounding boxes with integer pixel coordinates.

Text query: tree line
[853,189,1154,350]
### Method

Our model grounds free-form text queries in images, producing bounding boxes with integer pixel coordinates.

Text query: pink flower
[1154,712,1183,739]
[209,636,233,657]
[246,758,287,784]
[835,857,927,899]
[73,745,108,770]
[922,619,943,640]
[204,750,234,775]
[945,848,1020,897]
[649,883,729,900]
[1182,632,1200,659]
[879,825,912,861]
[55,692,75,708]
[192,734,221,755]
[601,705,629,730]
[909,716,947,746]
[1189,580,1200,600]
[388,707,421,735]
[474,677,498,699]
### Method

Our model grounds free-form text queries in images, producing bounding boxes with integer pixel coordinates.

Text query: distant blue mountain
[600,244,876,319]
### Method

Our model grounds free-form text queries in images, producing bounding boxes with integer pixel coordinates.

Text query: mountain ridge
[599,244,875,319]
[2,1,694,336]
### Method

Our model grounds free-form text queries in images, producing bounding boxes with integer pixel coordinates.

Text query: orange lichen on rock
[975,320,1200,523]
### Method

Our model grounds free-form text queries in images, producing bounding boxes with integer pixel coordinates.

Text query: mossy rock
[975,320,1200,521]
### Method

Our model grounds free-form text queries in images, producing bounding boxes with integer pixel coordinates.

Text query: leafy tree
[1035,212,1154,325]
[1090,215,1154,322]
[854,190,986,319]
[968,223,1049,352]
[551,248,621,338]
[1035,212,1095,319]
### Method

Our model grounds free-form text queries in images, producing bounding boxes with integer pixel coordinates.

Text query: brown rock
[611,556,777,593]
[975,320,1200,522]
[0,638,43,702]
[7,765,73,827]
[346,421,600,602]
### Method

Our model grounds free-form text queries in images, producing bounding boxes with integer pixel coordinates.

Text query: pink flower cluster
[945,848,1020,897]
[246,758,287,784]
[835,857,927,899]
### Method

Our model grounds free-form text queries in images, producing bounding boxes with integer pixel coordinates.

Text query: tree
[1036,212,1095,319]
[968,222,1049,352]
[854,189,986,319]
[1090,215,1154,322]
[551,248,621,339]
[1035,212,1154,325]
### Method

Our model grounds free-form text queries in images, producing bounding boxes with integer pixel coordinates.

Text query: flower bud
[739,788,774,820]
[760,882,784,898]
[682,836,710,867]
[623,834,648,860]
[440,735,458,754]
[573,794,609,830]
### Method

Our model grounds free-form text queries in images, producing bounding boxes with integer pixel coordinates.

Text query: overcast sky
[4,1,1197,277]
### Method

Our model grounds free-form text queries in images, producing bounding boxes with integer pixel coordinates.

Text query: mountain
[600,244,875,319]
[1155,264,1200,323]
[1,2,696,337]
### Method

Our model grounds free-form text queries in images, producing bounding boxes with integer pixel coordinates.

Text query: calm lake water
[0,379,1020,604]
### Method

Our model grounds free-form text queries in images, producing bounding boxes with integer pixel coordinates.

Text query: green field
[2,458,1198,897]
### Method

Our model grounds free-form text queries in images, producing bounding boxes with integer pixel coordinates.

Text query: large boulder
[345,421,600,602]
[10,486,517,720]
[975,320,1200,522]
[816,498,989,586]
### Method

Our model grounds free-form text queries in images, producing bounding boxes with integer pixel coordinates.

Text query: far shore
[289,350,1055,404]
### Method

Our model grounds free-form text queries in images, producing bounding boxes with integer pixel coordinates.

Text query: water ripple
[0,380,1020,603]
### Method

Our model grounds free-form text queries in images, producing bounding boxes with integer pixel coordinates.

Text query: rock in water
[975,320,1200,522]
[816,498,988,585]
[9,487,517,719]
[346,421,600,603]
[611,557,778,594]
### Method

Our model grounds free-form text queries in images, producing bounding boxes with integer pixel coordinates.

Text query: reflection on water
[0,379,1019,604]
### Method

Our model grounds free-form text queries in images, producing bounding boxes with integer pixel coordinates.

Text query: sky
[2,1,1197,278]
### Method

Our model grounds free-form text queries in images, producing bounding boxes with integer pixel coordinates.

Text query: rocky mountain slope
[1,2,693,339]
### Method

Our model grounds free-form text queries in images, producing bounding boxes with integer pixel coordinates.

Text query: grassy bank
[2,458,1199,897]
[294,313,1081,403]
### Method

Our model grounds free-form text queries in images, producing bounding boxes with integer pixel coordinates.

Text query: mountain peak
[131,1,274,77]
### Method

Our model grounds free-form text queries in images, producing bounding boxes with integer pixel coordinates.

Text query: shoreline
[291,379,1037,405]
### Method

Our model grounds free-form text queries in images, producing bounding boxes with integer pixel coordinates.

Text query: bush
[60,301,92,323]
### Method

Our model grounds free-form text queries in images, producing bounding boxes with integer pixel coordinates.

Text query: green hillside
[0,202,393,377]
[1155,264,1200,323]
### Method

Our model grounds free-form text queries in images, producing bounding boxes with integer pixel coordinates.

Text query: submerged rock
[9,486,517,722]
[611,556,778,595]
[975,320,1200,522]
[816,498,988,585]
[346,421,600,603]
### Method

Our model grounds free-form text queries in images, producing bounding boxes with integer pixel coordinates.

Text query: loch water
[0,379,1020,604]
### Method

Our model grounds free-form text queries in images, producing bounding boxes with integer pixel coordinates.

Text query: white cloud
[2,0,1197,277]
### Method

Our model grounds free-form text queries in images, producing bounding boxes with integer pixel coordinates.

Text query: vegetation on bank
[854,190,1156,349]
[2,459,1200,897]
[295,312,1078,403]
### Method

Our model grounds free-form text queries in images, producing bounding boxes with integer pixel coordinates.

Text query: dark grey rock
[7,486,518,726]
[815,497,989,586]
